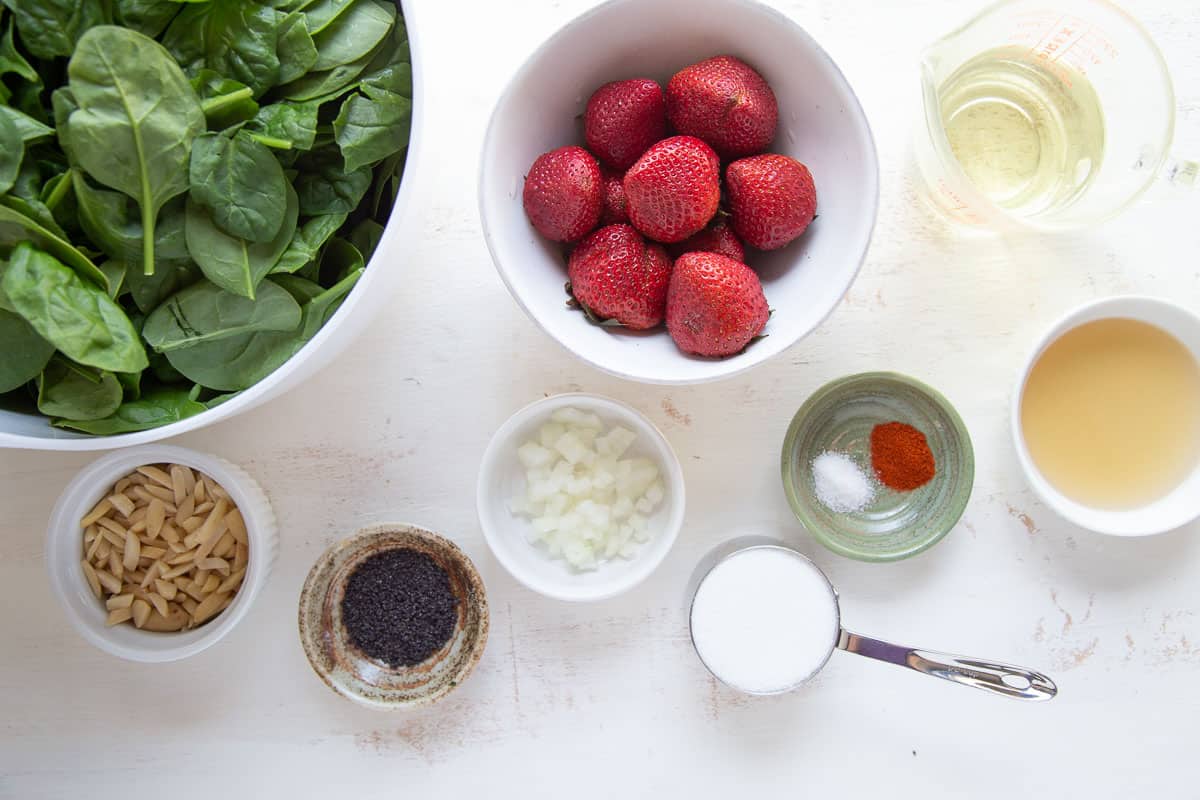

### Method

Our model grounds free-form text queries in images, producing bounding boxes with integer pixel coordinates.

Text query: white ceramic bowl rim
[478,0,880,385]
[476,392,686,601]
[0,0,428,451]
[1011,295,1200,536]
[45,444,276,661]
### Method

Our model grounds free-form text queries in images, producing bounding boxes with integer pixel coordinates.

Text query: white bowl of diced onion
[476,393,685,601]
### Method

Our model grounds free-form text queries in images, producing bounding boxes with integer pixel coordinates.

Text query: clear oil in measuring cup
[937,45,1105,218]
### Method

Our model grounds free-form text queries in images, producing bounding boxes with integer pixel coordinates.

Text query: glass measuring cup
[688,541,1057,700]
[913,0,1195,230]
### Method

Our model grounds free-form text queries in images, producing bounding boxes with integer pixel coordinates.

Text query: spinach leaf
[271,211,346,273]
[163,1,283,97]
[248,99,320,150]
[185,181,298,298]
[66,26,205,276]
[51,386,207,434]
[0,108,23,194]
[189,131,288,242]
[191,70,259,129]
[301,0,355,34]
[0,306,54,392]
[72,172,190,266]
[310,0,393,72]
[117,369,141,401]
[99,260,127,298]
[0,16,37,86]
[348,218,384,261]
[143,278,301,352]
[276,11,317,84]
[4,0,109,59]
[114,0,181,39]
[0,106,52,143]
[0,194,65,240]
[318,237,362,283]
[294,147,371,215]
[333,84,410,172]
[0,199,108,289]
[269,273,324,303]
[165,266,360,390]
[277,40,378,102]
[37,358,123,420]
[2,242,147,372]
[126,258,199,314]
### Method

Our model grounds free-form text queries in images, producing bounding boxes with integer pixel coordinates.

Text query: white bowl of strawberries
[480,0,878,384]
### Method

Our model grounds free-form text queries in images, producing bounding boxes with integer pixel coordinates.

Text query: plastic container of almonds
[45,445,277,662]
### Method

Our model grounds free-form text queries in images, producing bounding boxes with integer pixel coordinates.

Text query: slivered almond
[147,499,165,539]
[160,522,181,545]
[181,580,206,601]
[194,479,207,504]
[131,598,152,629]
[128,506,147,524]
[97,517,127,537]
[140,545,166,560]
[106,593,134,610]
[206,479,229,501]
[108,549,123,580]
[81,560,102,599]
[193,501,214,516]
[142,609,188,632]
[114,477,132,494]
[108,493,135,519]
[179,517,203,534]
[169,465,189,505]
[167,541,187,554]
[85,528,104,561]
[136,465,173,488]
[142,483,175,504]
[217,568,245,594]
[123,531,141,571]
[146,592,168,617]
[174,494,195,526]
[106,607,134,626]
[140,560,161,589]
[96,539,112,561]
[198,557,230,575]
[155,579,178,600]
[81,498,113,528]
[201,574,220,593]
[167,550,196,566]
[95,568,122,594]
[233,543,248,572]
[100,528,125,548]
[180,596,198,615]
[192,592,228,624]
[212,531,235,559]
[160,562,193,580]
[129,520,147,534]
[225,510,248,545]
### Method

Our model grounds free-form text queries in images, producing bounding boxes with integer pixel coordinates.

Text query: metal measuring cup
[687,539,1057,701]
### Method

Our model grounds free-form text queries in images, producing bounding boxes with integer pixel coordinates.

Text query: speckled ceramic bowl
[298,523,489,709]
[781,372,974,562]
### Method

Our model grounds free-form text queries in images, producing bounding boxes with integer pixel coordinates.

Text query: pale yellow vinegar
[1021,319,1200,509]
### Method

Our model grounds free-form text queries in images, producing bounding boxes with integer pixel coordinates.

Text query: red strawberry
[585,78,667,171]
[666,252,769,357]
[623,136,720,244]
[666,55,777,159]
[668,216,745,262]
[522,145,603,242]
[599,167,629,225]
[725,154,816,250]
[567,224,672,330]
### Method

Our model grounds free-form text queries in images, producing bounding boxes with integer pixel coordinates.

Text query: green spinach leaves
[0,2,410,433]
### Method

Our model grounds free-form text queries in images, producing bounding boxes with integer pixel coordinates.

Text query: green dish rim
[780,371,975,563]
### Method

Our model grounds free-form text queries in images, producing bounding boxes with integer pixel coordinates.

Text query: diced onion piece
[510,408,665,572]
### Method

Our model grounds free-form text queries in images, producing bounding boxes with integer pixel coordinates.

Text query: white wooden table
[3,1,1199,796]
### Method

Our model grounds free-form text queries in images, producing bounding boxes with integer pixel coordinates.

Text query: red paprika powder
[870,422,935,491]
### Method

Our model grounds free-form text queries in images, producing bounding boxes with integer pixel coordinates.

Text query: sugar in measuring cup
[913,0,1197,231]
[688,542,1056,700]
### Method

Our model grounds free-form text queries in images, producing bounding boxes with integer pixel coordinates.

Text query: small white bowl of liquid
[1012,296,1200,536]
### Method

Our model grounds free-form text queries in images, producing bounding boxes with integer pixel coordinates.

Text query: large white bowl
[479,0,878,385]
[1012,296,1200,536]
[0,0,427,451]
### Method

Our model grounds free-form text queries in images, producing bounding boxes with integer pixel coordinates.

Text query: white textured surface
[2,0,1200,796]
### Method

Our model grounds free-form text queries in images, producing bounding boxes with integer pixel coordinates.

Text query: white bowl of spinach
[0,0,419,448]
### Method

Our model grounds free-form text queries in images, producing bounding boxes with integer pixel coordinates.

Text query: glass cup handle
[837,629,1058,701]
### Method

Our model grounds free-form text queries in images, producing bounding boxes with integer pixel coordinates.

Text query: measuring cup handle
[837,630,1058,701]
[1166,157,1200,189]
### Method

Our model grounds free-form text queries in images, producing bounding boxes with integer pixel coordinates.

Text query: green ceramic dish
[781,372,974,562]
